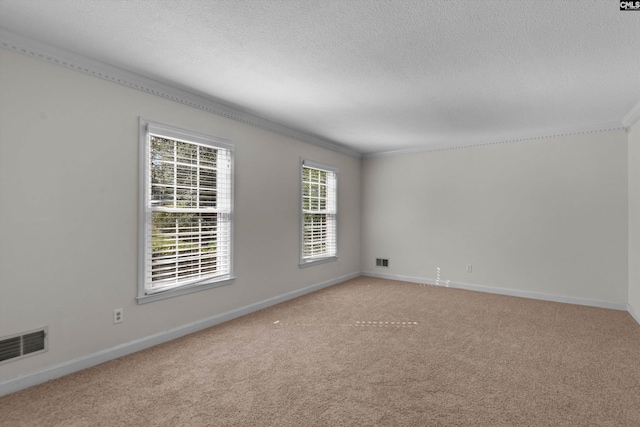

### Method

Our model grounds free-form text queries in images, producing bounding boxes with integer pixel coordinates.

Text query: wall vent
[376,258,389,267]
[0,328,47,364]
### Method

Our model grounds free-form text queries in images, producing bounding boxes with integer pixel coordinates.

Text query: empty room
[1,1,639,425]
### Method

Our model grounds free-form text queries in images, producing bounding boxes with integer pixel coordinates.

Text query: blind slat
[146,131,233,290]
[301,164,337,259]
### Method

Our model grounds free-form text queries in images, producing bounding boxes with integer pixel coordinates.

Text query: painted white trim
[299,158,339,267]
[1,28,635,160]
[364,271,431,285]
[623,98,640,129]
[137,117,236,304]
[0,272,360,397]
[363,124,627,159]
[0,28,360,160]
[629,303,640,326]
[2,271,634,396]
[363,271,628,311]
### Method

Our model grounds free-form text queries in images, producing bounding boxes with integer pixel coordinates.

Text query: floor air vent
[0,328,47,364]
[376,258,389,267]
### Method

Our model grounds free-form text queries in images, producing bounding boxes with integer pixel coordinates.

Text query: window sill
[137,276,235,304]
[299,256,338,269]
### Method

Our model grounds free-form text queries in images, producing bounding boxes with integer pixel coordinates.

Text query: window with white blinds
[300,160,337,266]
[139,119,234,303]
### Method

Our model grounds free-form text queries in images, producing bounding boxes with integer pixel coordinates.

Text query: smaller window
[300,159,338,267]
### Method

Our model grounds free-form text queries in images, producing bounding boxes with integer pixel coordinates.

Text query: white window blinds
[301,160,337,262]
[141,121,233,296]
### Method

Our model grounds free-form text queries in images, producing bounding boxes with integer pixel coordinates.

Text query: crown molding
[2,28,636,160]
[623,98,640,129]
[0,28,361,159]
[363,122,627,159]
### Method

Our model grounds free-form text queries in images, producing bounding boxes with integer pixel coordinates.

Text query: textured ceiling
[1,0,639,155]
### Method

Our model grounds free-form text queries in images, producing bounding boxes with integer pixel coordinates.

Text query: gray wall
[362,131,628,306]
[629,120,640,315]
[0,49,361,383]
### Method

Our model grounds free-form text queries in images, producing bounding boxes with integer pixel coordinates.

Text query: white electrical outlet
[466,265,473,273]
[113,308,123,324]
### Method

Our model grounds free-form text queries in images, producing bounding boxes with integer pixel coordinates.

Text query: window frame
[299,158,338,268]
[138,118,235,304]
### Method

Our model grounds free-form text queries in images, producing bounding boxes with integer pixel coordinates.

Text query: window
[300,159,337,267]
[138,119,234,303]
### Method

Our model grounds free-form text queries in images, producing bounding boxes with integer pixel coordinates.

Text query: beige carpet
[2,276,640,426]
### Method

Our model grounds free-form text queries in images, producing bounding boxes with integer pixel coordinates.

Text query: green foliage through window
[147,135,230,288]
[301,163,336,260]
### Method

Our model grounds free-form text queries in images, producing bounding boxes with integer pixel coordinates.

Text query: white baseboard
[364,271,432,285]
[0,272,360,397]
[2,271,633,397]
[363,271,628,311]
[629,303,640,326]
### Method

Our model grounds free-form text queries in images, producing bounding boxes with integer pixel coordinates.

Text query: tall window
[300,160,337,266]
[139,119,234,303]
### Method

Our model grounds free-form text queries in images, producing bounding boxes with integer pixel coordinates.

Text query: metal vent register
[0,328,47,364]
[376,258,389,267]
